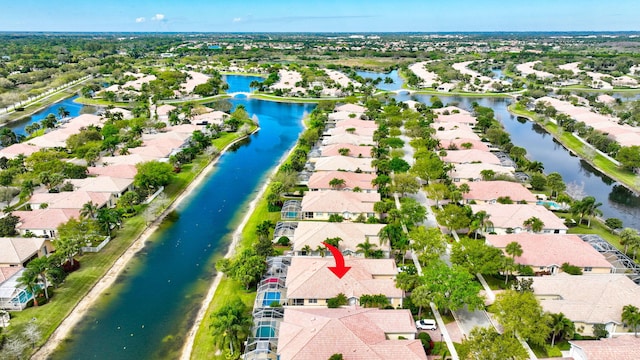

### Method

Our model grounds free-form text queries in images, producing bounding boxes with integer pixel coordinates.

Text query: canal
[403,93,640,230]
[52,78,314,359]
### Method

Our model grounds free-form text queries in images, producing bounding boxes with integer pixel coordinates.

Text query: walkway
[0,75,92,116]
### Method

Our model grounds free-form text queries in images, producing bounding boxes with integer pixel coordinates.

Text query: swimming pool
[261,291,281,307]
[255,326,276,338]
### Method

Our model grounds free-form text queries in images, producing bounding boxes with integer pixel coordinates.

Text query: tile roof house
[154,104,177,120]
[470,203,568,235]
[327,126,376,137]
[433,128,481,142]
[450,163,515,183]
[14,208,81,238]
[463,180,538,204]
[328,111,364,123]
[0,143,42,159]
[308,171,377,192]
[322,133,374,146]
[440,138,490,151]
[70,176,134,197]
[285,257,402,307]
[526,273,640,336]
[108,107,133,120]
[88,164,138,179]
[569,336,640,360]
[28,190,114,210]
[0,237,53,267]
[319,144,373,158]
[335,103,367,114]
[434,112,477,126]
[291,221,388,257]
[442,149,502,165]
[486,233,613,274]
[433,106,471,116]
[309,156,375,173]
[300,190,379,221]
[335,118,378,130]
[277,307,427,360]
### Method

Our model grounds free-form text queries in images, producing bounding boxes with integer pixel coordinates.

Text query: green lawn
[73,97,132,107]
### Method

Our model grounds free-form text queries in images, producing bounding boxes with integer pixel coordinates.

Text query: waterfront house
[439,138,490,151]
[277,307,427,360]
[433,106,471,116]
[526,273,640,336]
[462,180,537,204]
[470,203,568,234]
[434,112,477,127]
[486,233,613,274]
[321,133,374,146]
[318,143,373,158]
[308,156,375,173]
[334,103,366,114]
[299,190,379,220]
[70,176,135,198]
[14,208,81,238]
[285,257,402,307]
[29,190,114,210]
[307,171,376,192]
[290,221,387,257]
[88,164,138,179]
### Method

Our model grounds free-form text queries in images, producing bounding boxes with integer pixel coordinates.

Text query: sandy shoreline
[32,131,257,360]
[179,127,302,359]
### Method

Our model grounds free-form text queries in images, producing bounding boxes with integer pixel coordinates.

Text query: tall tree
[409,226,446,265]
[209,297,252,356]
[622,304,640,337]
[491,290,551,346]
[505,241,523,284]
[546,172,566,199]
[26,257,51,300]
[416,261,484,314]
[458,327,528,360]
[549,312,575,347]
[523,216,544,233]
[17,268,41,306]
[451,238,506,276]
[80,201,98,219]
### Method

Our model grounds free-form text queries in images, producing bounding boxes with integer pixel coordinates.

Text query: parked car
[415,319,437,330]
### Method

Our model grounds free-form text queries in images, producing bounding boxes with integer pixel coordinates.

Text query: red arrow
[322,242,351,279]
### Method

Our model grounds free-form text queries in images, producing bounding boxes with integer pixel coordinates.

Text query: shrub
[561,262,583,275]
[277,236,290,246]
[328,214,344,222]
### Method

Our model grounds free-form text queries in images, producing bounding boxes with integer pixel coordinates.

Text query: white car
[415,319,437,330]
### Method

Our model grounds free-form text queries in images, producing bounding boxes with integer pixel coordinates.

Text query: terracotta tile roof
[335,119,378,129]
[442,149,502,165]
[464,181,537,203]
[286,257,401,300]
[310,156,375,173]
[308,171,376,191]
[320,144,373,158]
[470,203,567,231]
[15,208,81,231]
[277,307,426,360]
[440,138,490,151]
[0,266,21,283]
[335,104,366,113]
[70,176,133,195]
[527,273,640,325]
[29,190,112,210]
[450,163,515,181]
[328,126,376,137]
[433,106,471,116]
[0,237,46,265]
[322,133,374,146]
[88,164,138,179]
[570,336,640,360]
[0,143,42,159]
[97,154,161,166]
[486,233,612,269]
[292,222,387,254]
[301,190,379,214]
[155,104,177,116]
[433,128,480,141]
[435,112,477,125]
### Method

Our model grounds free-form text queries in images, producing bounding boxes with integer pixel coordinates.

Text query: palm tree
[80,201,98,219]
[17,268,41,306]
[581,196,603,228]
[96,208,122,237]
[301,245,312,256]
[329,178,346,190]
[57,106,70,120]
[255,220,273,241]
[209,298,252,356]
[470,211,493,239]
[505,241,523,285]
[26,257,51,300]
[55,235,81,267]
[315,245,327,257]
[622,304,640,337]
[549,312,575,347]
[523,216,544,233]
[378,224,402,247]
[527,161,545,173]
[620,228,640,255]
[356,238,376,258]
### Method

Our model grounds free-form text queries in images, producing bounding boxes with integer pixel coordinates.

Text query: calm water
[408,94,640,230]
[54,78,313,359]
[356,69,404,91]
[223,74,265,93]
[7,95,86,136]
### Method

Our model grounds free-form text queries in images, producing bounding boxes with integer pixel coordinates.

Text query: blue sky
[1,0,638,32]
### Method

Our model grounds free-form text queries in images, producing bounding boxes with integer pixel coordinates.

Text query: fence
[81,236,111,253]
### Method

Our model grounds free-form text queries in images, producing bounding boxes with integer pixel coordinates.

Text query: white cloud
[135,17,146,23]
[232,17,243,23]
[151,14,165,21]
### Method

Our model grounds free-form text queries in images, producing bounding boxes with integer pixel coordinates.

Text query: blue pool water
[261,291,281,307]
